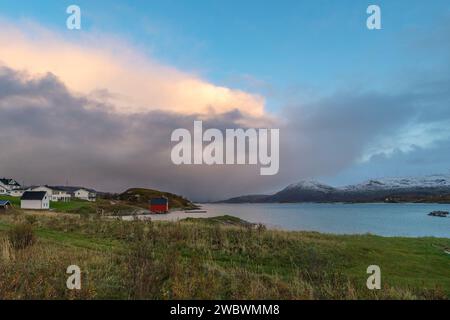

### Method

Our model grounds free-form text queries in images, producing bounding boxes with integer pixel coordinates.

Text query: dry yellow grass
[0,211,448,300]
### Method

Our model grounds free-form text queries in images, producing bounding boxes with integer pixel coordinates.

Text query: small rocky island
[428,211,449,218]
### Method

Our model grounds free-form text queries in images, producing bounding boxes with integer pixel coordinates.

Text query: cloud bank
[0,66,278,200]
[0,21,265,117]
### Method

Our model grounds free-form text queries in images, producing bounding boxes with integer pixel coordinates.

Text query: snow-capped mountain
[342,175,450,191]
[219,175,450,203]
[285,180,336,193]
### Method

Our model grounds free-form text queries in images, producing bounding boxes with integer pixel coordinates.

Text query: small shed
[149,197,169,214]
[21,191,50,210]
[0,200,11,212]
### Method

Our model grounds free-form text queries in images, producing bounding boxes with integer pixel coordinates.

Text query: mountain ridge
[218,174,450,204]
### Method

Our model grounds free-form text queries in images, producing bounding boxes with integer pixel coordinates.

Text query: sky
[0,0,449,201]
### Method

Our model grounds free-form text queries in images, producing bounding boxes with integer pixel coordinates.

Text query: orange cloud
[0,20,266,117]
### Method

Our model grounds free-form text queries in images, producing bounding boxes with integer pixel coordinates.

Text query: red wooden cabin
[149,197,169,214]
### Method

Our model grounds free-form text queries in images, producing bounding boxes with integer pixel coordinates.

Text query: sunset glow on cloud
[0,21,266,117]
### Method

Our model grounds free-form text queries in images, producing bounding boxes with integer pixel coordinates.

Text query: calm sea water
[140,203,450,238]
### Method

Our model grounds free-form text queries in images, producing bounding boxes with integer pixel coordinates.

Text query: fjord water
[205,203,450,237]
[154,203,450,238]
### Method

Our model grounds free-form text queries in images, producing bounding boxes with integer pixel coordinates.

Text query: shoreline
[116,204,450,239]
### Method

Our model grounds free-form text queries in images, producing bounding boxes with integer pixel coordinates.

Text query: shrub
[0,237,14,263]
[8,223,36,250]
[25,215,37,225]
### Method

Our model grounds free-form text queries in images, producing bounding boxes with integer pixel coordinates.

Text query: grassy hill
[116,188,197,210]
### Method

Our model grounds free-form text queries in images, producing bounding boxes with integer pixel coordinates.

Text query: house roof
[149,197,169,205]
[31,186,54,191]
[21,191,47,201]
[27,185,60,192]
[0,178,21,187]
[49,186,97,193]
[0,200,10,206]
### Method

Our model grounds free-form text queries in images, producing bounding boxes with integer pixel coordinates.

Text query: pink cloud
[0,20,266,117]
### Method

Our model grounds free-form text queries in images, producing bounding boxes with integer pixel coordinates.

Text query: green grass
[181,215,257,227]
[52,198,154,216]
[0,195,144,216]
[50,199,96,213]
[1,191,194,216]
[339,235,450,293]
[0,196,96,213]
[0,195,20,207]
[0,212,448,300]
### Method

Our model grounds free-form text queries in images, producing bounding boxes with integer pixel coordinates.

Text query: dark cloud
[0,66,286,201]
[278,72,450,183]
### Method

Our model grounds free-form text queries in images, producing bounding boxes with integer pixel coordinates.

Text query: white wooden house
[21,191,50,210]
[0,183,7,195]
[30,186,71,202]
[51,189,72,202]
[0,178,22,195]
[9,189,25,197]
[30,186,54,197]
[74,188,97,202]
[0,178,21,191]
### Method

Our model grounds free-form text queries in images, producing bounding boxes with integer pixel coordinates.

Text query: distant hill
[116,188,197,210]
[219,175,450,204]
[218,194,269,203]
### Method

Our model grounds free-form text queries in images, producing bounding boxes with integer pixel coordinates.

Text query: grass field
[0,196,145,216]
[0,190,193,216]
[0,209,448,299]
[50,199,96,213]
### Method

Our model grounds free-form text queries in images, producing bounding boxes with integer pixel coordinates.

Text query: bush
[8,223,36,250]
[0,237,15,263]
[25,215,37,225]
